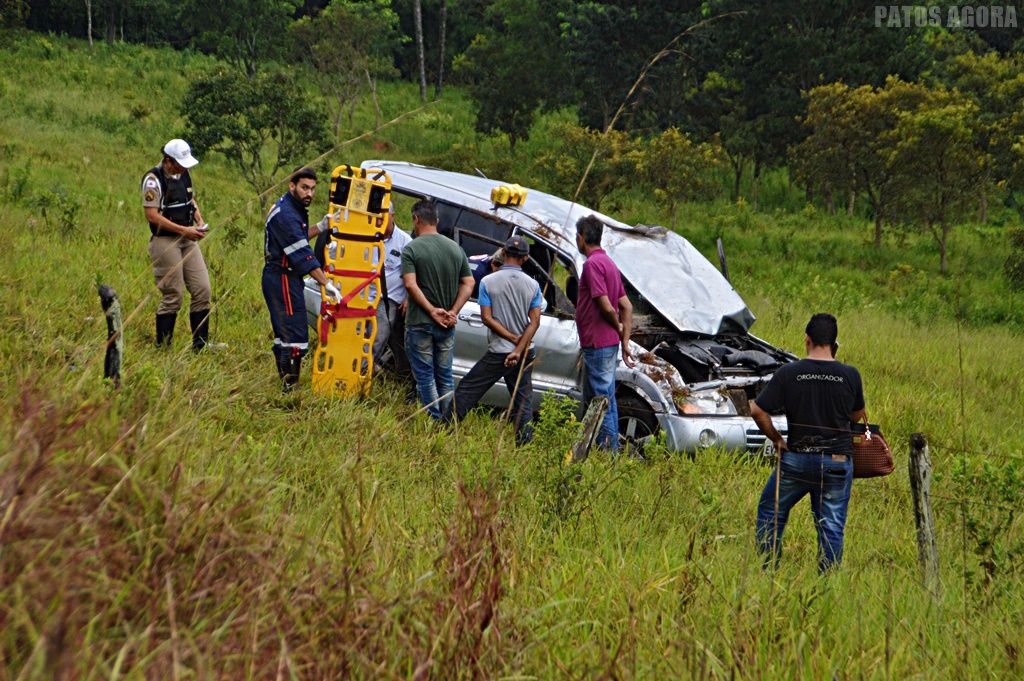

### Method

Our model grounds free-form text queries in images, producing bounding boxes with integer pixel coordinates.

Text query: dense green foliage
[1,28,1023,680]
[289,0,402,137]
[181,68,330,202]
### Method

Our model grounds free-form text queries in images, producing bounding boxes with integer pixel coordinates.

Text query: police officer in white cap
[141,138,213,350]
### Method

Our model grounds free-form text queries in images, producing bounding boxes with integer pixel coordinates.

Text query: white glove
[324,280,341,303]
[316,209,341,234]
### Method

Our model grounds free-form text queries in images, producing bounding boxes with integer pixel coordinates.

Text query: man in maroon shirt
[575,215,635,451]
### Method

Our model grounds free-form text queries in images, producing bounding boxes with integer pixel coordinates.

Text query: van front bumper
[657,413,787,455]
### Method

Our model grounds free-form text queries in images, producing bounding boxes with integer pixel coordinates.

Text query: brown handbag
[851,423,894,478]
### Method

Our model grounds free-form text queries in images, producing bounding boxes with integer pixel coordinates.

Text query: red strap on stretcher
[318,268,380,345]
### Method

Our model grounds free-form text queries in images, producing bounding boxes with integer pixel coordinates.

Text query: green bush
[31,187,84,231]
[0,163,31,203]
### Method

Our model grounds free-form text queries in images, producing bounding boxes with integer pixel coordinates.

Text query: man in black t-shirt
[751,313,868,572]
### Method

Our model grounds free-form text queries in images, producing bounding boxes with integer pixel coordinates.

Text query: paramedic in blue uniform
[262,167,340,391]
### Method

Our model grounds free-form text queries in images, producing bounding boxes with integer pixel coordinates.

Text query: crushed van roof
[361,160,755,335]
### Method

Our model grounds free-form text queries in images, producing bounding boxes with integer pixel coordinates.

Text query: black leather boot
[283,354,302,392]
[190,310,210,351]
[275,352,290,380]
[155,313,177,348]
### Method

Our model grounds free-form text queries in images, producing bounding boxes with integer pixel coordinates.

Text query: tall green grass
[1,31,1022,678]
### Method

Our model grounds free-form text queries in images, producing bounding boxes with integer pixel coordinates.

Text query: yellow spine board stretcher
[311,165,391,397]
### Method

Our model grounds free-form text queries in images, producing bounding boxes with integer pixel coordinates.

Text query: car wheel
[616,392,659,455]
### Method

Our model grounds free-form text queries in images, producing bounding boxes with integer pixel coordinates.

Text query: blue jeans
[581,345,619,451]
[755,450,854,572]
[405,323,455,419]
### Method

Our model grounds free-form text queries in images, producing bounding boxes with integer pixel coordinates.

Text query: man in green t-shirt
[400,200,474,419]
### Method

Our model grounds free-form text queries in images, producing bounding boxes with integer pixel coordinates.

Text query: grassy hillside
[1,32,1022,678]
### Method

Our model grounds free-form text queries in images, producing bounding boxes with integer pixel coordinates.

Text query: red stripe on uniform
[282,274,292,316]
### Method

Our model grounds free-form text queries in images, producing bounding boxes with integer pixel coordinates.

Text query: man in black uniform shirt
[751,313,868,572]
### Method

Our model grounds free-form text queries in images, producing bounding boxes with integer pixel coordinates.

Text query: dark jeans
[755,450,854,573]
[453,349,535,444]
[405,322,455,419]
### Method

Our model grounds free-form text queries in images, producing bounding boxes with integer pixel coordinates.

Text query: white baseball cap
[163,138,199,168]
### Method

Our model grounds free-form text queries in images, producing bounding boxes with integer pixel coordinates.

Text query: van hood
[360,160,755,336]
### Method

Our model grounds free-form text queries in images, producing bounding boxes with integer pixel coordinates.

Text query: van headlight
[678,389,737,416]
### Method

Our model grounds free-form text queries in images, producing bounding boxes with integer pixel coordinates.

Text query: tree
[794,77,935,246]
[885,96,987,274]
[180,0,299,76]
[412,0,427,101]
[690,70,755,203]
[560,1,709,134]
[0,0,30,28]
[534,123,638,209]
[435,0,446,98]
[557,1,932,203]
[791,83,859,215]
[453,0,570,151]
[181,68,330,206]
[930,49,1024,222]
[85,0,92,46]
[636,128,723,226]
[289,0,401,139]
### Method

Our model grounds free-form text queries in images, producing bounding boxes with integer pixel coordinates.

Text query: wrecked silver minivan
[305,161,793,453]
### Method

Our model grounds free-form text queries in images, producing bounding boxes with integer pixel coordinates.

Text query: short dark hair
[576,215,604,246]
[805,313,838,347]
[411,199,438,224]
[290,167,318,184]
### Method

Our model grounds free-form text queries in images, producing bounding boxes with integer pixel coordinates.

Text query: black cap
[504,235,529,258]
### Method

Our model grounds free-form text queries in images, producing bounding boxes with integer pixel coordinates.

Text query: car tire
[616,391,659,455]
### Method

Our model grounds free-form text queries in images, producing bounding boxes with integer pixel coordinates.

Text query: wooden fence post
[909,432,940,594]
[568,396,608,464]
[98,284,122,387]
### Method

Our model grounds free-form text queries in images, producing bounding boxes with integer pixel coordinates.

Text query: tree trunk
[731,157,744,202]
[365,68,383,129]
[847,189,856,215]
[435,0,447,99]
[413,0,427,102]
[869,187,883,246]
[751,158,762,211]
[334,94,344,140]
[939,222,949,275]
[347,97,357,128]
[104,3,115,44]
[84,0,94,46]
[85,0,93,47]
[979,166,990,224]
[825,188,835,215]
